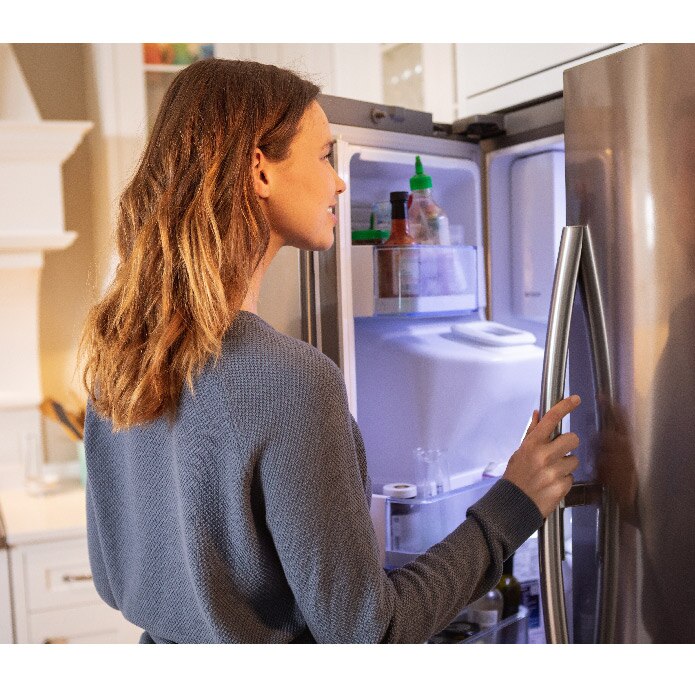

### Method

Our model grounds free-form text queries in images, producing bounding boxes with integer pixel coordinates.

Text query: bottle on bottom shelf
[497,554,522,618]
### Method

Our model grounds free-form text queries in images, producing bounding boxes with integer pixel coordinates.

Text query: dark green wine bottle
[496,555,521,618]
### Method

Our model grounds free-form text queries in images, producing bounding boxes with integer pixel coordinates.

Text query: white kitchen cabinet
[0,546,12,643]
[382,44,457,124]
[454,43,626,118]
[9,538,141,644]
[0,488,141,644]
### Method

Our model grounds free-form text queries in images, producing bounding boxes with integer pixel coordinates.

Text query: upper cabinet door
[455,44,622,118]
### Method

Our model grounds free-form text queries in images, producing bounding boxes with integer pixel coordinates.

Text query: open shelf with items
[141,43,214,133]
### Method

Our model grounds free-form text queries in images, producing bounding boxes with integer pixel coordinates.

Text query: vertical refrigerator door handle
[538,225,619,644]
[538,225,583,645]
[576,228,618,644]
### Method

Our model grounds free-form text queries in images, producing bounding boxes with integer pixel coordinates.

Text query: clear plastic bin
[373,244,478,315]
[384,477,496,569]
[428,606,529,644]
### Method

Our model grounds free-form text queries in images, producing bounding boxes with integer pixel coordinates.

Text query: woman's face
[256,101,346,251]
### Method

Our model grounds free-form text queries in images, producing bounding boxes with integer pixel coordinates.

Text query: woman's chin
[302,230,335,252]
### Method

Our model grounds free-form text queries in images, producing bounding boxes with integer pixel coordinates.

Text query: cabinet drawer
[21,538,101,611]
[28,603,142,644]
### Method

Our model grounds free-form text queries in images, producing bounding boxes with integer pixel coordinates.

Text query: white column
[0,45,92,487]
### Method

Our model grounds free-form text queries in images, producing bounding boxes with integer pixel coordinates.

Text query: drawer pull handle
[44,636,69,644]
[62,573,93,583]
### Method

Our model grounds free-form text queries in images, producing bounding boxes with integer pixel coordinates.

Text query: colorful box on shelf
[143,44,214,67]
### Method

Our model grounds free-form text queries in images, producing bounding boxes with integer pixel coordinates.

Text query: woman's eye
[323,150,334,161]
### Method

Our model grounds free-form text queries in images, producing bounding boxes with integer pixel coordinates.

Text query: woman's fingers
[524,410,540,439]
[530,395,581,444]
[555,454,580,477]
[504,397,582,518]
[543,431,580,462]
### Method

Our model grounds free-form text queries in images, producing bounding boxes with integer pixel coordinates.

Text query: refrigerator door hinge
[451,113,506,141]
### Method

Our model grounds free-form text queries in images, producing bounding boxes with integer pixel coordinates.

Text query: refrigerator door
[564,43,695,642]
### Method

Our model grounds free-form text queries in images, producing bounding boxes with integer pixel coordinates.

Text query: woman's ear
[253,148,271,199]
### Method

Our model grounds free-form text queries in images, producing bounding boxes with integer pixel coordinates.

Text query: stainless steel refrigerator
[539,43,695,644]
[285,43,693,643]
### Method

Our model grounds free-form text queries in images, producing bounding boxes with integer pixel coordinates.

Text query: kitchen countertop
[0,484,86,546]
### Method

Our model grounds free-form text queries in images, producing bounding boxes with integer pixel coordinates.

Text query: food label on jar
[398,250,420,297]
[474,610,500,628]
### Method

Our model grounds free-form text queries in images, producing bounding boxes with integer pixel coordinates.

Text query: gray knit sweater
[85,310,542,644]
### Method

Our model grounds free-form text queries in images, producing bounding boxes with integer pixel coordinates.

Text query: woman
[81,58,580,644]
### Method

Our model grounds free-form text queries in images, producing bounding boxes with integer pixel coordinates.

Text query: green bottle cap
[351,229,389,242]
[409,155,432,191]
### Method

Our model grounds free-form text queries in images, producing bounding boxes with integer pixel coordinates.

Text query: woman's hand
[503,395,582,519]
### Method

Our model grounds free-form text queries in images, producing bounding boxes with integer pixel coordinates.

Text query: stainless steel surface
[317,94,434,136]
[299,250,317,347]
[577,229,619,643]
[564,43,695,642]
[538,225,583,644]
[539,226,621,644]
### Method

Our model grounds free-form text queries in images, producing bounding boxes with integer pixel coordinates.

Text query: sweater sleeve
[257,356,542,644]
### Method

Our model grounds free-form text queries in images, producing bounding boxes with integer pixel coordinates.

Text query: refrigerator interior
[347,138,566,489]
[486,134,566,348]
[341,134,573,642]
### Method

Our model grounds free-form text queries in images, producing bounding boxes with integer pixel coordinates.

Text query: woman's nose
[333,168,347,194]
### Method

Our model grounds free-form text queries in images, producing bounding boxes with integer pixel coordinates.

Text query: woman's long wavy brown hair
[80,59,320,429]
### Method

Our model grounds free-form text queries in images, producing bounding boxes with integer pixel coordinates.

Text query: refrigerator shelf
[351,244,479,318]
[428,606,529,644]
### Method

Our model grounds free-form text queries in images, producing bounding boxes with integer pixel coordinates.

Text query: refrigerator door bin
[352,244,478,318]
[371,244,478,316]
[428,606,529,644]
[385,477,496,568]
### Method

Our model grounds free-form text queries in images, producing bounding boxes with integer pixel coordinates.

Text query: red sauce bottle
[378,191,419,299]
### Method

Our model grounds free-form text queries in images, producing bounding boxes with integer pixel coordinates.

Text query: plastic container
[408,156,451,244]
[354,318,544,496]
[371,200,392,232]
[384,478,497,568]
[427,606,529,644]
[413,447,450,498]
